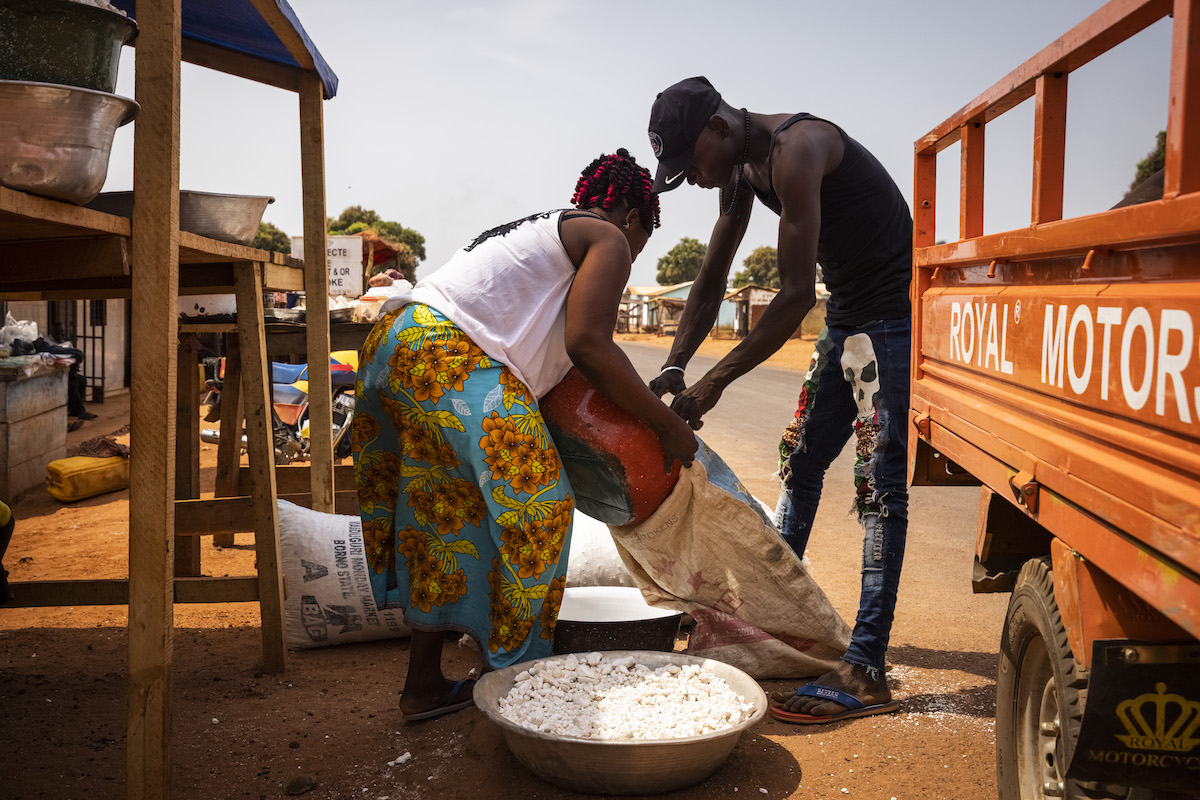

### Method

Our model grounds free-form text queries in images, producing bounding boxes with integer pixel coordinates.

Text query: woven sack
[609,440,851,679]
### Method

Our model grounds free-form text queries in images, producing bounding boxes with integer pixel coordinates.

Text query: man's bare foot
[777,660,889,717]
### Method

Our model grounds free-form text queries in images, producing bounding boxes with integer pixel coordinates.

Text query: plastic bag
[0,312,38,346]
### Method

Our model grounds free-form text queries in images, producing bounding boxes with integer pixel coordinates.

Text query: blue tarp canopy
[111,0,338,99]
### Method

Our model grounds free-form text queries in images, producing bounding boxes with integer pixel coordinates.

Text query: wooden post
[127,0,181,796]
[174,334,201,576]
[299,71,333,513]
[234,262,287,673]
[1165,0,1200,198]
[213,335,244,548]
[1032,71,1068,225]
[960,121,986,239]
[912,144,936,390]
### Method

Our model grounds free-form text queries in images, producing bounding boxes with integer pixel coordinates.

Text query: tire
[996,557,1132,800]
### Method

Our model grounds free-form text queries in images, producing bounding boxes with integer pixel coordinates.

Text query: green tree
[252,221,292,254]
[1131,130,1166,190]
[731,246,779,289]
[328,206,427,263]
[327,205,379,231]
[656,237,707,285]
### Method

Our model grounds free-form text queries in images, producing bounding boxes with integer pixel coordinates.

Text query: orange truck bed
[910,0,1200,795]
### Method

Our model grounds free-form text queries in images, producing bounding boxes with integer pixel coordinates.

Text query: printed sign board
[291,235,364,297]
[920,285,1200,436]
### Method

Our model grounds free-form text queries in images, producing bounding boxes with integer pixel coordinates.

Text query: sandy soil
[0,333,1004,800]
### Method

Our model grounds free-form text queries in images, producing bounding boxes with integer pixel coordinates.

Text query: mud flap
[1066,639,1200,794]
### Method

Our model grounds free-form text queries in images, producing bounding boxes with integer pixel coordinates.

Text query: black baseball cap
[648,76,722,193]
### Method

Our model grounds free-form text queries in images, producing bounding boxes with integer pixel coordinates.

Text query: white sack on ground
[609,440,851,679]
[277,499,411,649]
[565,511,637,588]
[277,500,633,649]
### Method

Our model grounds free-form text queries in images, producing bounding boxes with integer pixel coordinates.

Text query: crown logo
[1115,682,1200,752]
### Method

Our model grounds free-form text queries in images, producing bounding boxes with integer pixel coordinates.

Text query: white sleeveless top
[379,210,578,398]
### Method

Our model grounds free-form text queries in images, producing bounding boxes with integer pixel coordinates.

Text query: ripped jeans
[774,317,910,676]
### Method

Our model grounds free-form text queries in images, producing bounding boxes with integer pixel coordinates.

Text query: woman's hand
[655,411,699,471]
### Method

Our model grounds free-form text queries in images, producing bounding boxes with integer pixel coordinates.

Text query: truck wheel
[996,557,1128,800]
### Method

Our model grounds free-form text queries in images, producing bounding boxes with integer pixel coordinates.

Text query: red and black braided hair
[570,148,661,234]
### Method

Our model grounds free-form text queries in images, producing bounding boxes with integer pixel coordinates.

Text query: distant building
[723,283,830,338]
[621,282,693,332]
[619,280,827,338]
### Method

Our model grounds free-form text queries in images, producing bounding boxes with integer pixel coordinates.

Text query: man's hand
[649,367,687,398]
[668,376,725,430]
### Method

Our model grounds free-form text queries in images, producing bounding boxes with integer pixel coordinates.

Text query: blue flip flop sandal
[402,679,476,722]
[768,683,899,724]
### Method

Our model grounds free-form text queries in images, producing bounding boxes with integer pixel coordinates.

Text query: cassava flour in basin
[497,653,756,740]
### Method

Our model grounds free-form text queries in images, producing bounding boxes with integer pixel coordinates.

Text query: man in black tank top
[646,76,912,725]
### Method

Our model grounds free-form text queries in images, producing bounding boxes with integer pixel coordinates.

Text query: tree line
[248,131,1164,292]
[251,205,426,283]
[655,238,786,290]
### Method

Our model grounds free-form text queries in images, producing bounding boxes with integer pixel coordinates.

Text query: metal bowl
[87,190,275,245]
[0,0,138,94]
[553,586,683,655]
[475,650,767,795]
[0,79,137,204]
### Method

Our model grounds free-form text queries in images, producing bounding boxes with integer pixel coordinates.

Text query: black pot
[551,586,683,654]
[0,0,138,94]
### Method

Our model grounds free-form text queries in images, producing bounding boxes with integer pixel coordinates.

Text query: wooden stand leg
[235,262,287,673]
[126,3,181,796]
[212,335,243,548]
[174,333,201,576]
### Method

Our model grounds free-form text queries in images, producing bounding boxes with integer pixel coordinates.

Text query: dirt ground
[0,332,1003,800]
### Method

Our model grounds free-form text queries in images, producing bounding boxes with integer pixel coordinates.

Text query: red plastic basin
[540,367,680,526]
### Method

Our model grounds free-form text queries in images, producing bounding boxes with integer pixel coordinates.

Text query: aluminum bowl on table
[0,0,138,93]
[475,650,767,795]
[86,190,275,245]
[0,79,138,205]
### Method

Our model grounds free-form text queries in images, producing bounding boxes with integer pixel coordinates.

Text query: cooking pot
[552,586,683,654]
[0,0,138,94]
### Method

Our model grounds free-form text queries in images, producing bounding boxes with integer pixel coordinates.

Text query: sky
[103,0,1173,289]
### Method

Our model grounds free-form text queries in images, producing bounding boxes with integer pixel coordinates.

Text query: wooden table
[0,4,338,795]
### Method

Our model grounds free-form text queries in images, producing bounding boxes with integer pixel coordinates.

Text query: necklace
[719,108,750,216]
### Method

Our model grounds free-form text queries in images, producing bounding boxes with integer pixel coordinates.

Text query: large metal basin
[0,0,138,94]
[87,190,275,245]
[475,650,767,795]
[0,79,137,205]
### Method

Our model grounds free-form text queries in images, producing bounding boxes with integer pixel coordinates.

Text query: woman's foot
[399,677,476,721]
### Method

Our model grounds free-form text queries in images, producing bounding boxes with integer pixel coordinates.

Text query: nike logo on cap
[664,170,686,185]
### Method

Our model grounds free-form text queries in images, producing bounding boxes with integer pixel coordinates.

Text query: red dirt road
[0,334,1009,800]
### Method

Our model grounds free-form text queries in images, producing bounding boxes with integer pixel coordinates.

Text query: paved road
[617,340,1013,798]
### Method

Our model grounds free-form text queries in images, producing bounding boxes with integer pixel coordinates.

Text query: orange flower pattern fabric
[352,303,572,668]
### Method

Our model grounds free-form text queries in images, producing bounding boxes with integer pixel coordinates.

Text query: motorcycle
[200,350,358,464]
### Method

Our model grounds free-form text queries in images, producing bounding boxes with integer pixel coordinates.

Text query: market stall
[0,1,338,796]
